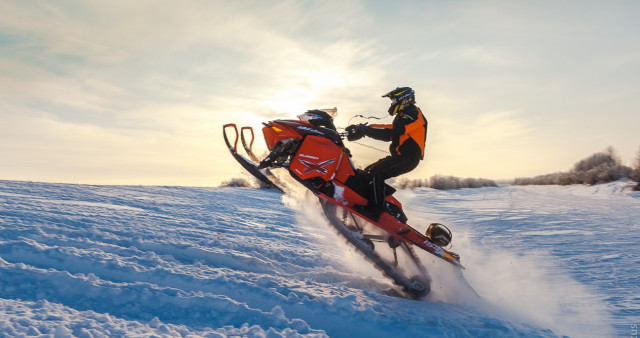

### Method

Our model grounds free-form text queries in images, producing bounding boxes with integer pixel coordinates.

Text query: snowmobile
[223,109,463,297]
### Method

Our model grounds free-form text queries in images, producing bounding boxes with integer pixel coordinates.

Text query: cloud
[0,106,228,185]
[422,109,535,179]
[2,1,639,184]
[454,46,516,67]
[0,1,389,184]
[435,109,533,152]
[0,1,386,122]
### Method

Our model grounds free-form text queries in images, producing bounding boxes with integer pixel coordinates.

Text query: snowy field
[0,179,638,337]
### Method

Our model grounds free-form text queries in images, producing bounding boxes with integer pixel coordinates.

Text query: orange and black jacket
[364,104,427,160]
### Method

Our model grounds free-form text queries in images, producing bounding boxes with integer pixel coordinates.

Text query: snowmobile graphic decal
[297,158,336,175]
[422,240,444,256]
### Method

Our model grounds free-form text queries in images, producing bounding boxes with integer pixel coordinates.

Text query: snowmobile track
[319,200,430,298]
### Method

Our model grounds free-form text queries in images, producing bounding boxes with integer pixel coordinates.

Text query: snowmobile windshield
[297,108,338,131]
[298,108,337,123]
[298,112,318,123]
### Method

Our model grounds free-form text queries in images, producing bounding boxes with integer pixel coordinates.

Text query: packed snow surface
[0,179,638,337]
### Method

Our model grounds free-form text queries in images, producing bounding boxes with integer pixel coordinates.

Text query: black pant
[364,155,421,208]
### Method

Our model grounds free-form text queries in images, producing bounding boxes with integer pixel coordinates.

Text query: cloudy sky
[1,1,639,186]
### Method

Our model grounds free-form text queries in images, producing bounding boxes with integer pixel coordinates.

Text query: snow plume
[454,232,613,337]
[395,186,619,337]
[281,187,613,338]
[279,184,480,304]
[282,188,479,301]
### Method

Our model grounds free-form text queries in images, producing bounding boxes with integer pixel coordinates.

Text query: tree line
[514,146,640,190]
[392,175,498,190]
[220,174,498,191]
[221,146,640,191]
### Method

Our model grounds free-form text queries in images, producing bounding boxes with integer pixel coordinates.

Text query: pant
[364,155,421,208]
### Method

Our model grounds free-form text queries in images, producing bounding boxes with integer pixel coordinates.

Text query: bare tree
[634,146,640,190]
[515,147,634,186]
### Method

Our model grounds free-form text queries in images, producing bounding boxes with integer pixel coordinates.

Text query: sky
[1,0,639,186]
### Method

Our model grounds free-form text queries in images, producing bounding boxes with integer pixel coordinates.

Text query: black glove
[345,124,367,141]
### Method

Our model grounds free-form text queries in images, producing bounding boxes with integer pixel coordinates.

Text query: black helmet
[382,87,415,115]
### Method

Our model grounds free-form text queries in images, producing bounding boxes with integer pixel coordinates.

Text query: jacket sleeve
[364,124,393,141]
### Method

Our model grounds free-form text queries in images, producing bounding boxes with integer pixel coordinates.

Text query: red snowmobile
[223,109,463,297]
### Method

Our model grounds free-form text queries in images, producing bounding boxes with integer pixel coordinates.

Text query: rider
[344,87,427,220]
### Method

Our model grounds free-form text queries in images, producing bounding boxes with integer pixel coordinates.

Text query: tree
[572,146,618,172]
[514,146,634,186]
[633,146,640,191]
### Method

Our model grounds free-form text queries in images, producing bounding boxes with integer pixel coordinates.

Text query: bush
[394,178,429,190]
[219,177,253,188]
[573,146,618,172]
[219,177,270,189]
[514,147,635,186]
[394,175,498,190]
[430,175,498,190]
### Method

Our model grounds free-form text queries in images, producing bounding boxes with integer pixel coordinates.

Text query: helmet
[382,87,415,115]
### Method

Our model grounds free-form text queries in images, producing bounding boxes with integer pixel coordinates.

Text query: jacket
[364,104,427,160]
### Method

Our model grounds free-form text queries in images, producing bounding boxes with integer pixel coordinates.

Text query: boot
[354,174,386,222]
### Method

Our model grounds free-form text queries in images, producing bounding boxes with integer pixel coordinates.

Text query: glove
[345,124,367,141]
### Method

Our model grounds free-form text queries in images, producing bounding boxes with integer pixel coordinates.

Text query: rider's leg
[361,156,420,219]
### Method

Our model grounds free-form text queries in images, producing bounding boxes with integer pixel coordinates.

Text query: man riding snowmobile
[222,87,472,297]
[344,87,427,221]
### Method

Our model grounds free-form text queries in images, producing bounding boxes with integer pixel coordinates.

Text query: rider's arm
[364,124,393,141]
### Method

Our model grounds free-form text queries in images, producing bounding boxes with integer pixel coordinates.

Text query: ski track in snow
[0,179,638,337]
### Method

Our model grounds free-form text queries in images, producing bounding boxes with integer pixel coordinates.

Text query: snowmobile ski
[223,124,284,192]
[238,125,289,190]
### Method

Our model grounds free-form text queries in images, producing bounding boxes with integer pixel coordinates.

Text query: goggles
[390,90,414,104]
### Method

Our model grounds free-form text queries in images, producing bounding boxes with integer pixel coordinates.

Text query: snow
[0,179,638,337]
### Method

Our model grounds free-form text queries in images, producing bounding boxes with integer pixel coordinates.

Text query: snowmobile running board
[223,124,284,193]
